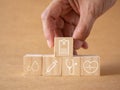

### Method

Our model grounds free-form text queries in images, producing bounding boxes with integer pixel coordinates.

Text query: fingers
[74,40,88,50]
[73,50,78,55]
[54,17,64,37]
[41,0,62,48]
[41,16,55,48]
[73,12,95,50]
[82,41,88,49]
[62,23,75,37]
[74,39,83,50]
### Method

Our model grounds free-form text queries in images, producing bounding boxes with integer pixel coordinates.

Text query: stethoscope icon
[65,59,78,74]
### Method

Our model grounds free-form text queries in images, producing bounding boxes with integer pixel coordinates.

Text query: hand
[41,0,116,53]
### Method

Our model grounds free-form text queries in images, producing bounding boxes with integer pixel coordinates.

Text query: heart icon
[83,60,98,73]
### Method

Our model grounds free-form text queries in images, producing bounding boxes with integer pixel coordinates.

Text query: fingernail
[73,30,79,39]
[47,40,52,48]
[74,40,83,50]
[82,41,88,49]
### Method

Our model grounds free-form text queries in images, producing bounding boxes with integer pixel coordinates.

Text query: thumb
[73,13,95,49]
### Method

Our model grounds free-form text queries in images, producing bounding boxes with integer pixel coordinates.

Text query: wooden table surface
[0,0,120,90]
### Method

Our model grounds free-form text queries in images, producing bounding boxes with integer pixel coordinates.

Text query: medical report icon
[54,37,73,57]
[59,39,69,56]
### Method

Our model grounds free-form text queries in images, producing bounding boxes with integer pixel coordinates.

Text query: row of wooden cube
[23,54,100,76]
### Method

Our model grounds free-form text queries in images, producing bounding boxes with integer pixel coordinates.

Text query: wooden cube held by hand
[54,37,73,57]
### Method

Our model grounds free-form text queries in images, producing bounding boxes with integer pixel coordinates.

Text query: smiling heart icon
[83,60,98,73]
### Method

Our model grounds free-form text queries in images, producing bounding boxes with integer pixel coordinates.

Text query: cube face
[62,57,80,76]
[23,54,42,76]
[54,37,73,57]
[42,55,61,76]
[81,56,100,76]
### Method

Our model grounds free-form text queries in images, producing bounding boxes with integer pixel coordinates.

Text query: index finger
[41,0,63,48]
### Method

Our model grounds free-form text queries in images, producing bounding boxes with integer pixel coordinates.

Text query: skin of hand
[41,0,116,54]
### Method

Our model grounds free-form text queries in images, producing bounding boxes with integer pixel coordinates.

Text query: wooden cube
[80,56,100,76]
[23,54,42,76]
[54,37,73,57]
[42,55,61,76]
[62,56,80,76]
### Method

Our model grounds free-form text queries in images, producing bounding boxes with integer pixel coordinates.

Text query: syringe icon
[46,60,58,73]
